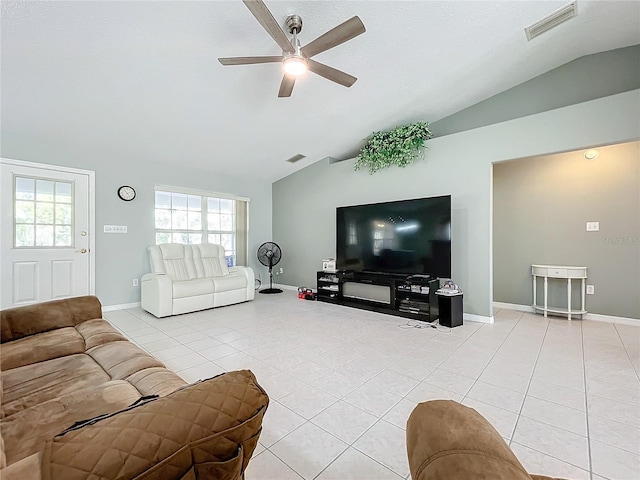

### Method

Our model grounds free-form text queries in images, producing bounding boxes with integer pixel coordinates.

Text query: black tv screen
[336,196,451,278]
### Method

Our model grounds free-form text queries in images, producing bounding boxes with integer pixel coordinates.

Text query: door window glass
[14,176,74,247]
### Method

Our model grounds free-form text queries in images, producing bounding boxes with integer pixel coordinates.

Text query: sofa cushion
[0,428,5,469]
[0,327,85,371]
[76,319,127,350]
[149,244,197,281]
[1,296,102,343]
[192,244,230,278]
[173,278,214,299]
[212,274,247,293]
[125,366,187,397]
[87,341,165,380]
[0,453,41,480]
[0,380,140,466]
[1,354,110,418]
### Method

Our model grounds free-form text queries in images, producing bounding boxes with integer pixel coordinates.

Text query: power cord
[255,273,262,291]
[398,319,451,333]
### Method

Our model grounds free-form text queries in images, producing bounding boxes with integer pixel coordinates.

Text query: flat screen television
[336,195,451,278]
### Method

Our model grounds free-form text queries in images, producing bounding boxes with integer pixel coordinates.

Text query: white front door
[0,159,94,308]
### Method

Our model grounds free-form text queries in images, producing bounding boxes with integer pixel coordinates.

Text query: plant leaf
[355,121,433,174]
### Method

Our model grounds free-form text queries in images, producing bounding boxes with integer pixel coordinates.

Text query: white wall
[273,90,640,318]
[0,136,272,307]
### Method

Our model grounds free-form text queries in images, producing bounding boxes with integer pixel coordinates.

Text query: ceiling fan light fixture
[283,55,307,76]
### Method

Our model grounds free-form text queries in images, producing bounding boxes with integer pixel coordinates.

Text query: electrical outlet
[586,284,594,295]
[279,267,283,274]
[132,278,139,287]
[586,222,599,232]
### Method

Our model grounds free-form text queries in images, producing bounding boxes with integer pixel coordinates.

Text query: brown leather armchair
[406,400,567,480]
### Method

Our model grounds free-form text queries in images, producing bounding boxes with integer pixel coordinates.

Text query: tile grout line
[265,419,345,480]
[261,448,304,479]
[581,320,594,480]
[457,311,524,435]
[459,311,524,404]
[508,315,550,448]
[319,314,550,478]
[348,315,523,475]
[420,315,499,386]
[612,323,640,382]
[505,315,594,476]
[302,321,486,478]
[311,423,404,480]
[266,313,523,480]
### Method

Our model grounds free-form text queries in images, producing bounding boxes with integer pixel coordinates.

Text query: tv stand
[316,270,440,322]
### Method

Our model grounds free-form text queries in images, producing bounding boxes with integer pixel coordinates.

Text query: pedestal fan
[257,242,283,294]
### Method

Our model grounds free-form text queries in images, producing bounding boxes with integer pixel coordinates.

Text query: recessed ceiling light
[584,149,599,160]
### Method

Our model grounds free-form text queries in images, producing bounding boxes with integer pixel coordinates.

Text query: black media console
[316,270,440,322]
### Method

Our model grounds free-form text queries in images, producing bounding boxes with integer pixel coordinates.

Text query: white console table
[532,265,587,320]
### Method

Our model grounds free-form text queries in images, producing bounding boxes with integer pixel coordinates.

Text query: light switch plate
[104,225,128,233]
[586,221,599,232]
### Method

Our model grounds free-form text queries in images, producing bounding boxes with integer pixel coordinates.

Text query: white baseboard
[493,301,639,326]
[103,302,141,312]
[583,312,640,327]
[275,284,299,292]
[493,302,534,313]
[464,313,494,324]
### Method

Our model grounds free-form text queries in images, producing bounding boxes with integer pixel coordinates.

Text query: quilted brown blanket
[41,370,268,480]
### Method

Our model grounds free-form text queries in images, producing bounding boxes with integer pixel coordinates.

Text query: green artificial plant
[354,121,433,174]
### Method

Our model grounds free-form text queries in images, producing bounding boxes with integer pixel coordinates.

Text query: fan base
[259,288,283,294]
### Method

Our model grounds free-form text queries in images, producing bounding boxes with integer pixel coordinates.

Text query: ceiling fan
[218,0,366,97]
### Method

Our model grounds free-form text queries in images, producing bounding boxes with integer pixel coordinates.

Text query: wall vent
[285,154,306,163]
[525,2,577,41]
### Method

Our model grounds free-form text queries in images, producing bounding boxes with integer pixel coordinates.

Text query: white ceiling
[2,1,639,182]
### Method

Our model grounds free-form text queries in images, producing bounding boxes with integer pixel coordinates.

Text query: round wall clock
[117,185,136,202]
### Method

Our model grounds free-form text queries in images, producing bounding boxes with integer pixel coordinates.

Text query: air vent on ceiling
[285,154,306,163]
[525,2,577,41]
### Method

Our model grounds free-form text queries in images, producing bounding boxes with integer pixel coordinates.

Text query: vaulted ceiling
[2,1,639,181]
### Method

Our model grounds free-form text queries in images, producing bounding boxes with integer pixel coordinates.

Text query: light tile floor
[104,293,640,480]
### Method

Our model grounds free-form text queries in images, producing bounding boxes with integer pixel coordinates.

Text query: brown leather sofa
[0,296,268,480]
[407,400,567,480]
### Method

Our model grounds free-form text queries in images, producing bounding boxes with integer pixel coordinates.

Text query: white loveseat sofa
[141,243,255,317]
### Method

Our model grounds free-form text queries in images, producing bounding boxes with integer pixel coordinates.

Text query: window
[154,187,248,266]
[14,176,73,248]
[347,221,357,245]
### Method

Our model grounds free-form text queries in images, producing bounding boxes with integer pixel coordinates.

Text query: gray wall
[272,90,640,318]
[430,45,640,137]
[494,142,640,319]
[0,136,272,307]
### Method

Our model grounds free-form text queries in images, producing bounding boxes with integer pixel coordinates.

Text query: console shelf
[316,270,440,322]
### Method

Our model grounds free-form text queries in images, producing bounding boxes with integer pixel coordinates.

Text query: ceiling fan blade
[278,75,295,97]
[218,56,282,65]
[307,59,357,87]
[242,0,295,54]
[301,16,365,58]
